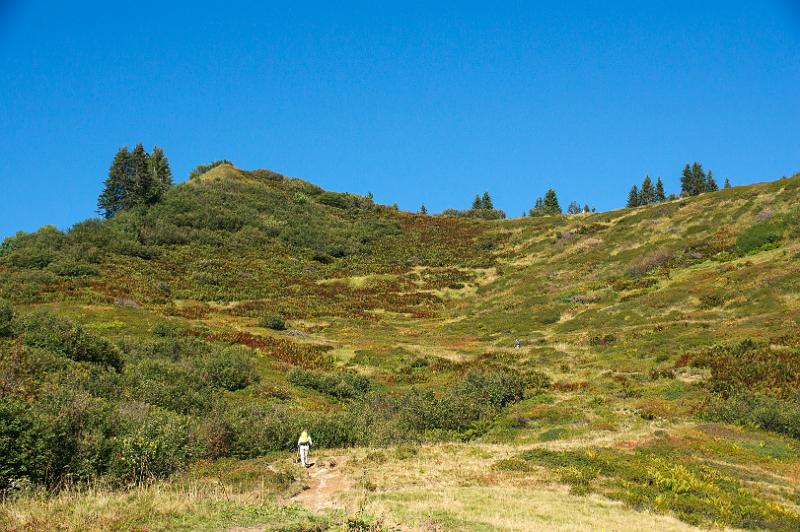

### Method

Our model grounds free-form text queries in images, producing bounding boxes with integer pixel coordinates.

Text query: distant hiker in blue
[514,339,521,349]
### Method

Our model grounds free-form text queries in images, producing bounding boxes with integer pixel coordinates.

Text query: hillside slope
[2,169,800,530]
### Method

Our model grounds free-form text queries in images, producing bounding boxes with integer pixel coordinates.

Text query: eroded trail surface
[292,456,350,511]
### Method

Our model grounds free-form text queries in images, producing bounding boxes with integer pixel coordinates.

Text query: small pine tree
[640,175,656,205]
[149,146,173,196]
[627,185,640,208]
[654,177,666,203]
[567,201,581,215]
[724,177,731,189]
[706,170,718,192]
[481,192,493,210]
[419,204,428,215]
[472,195,482,210]
[680,163,693,197]
[529,197,545,217]
[583,204,590,213]
[543,189,561,215]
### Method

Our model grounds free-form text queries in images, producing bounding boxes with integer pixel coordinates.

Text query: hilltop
[1,166,800,530]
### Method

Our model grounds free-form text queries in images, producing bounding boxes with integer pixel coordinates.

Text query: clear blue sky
[1,1,799,238]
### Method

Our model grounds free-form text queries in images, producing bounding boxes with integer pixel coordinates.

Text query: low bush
[259,314,287,331]
[627,248,673,276]
[0,299,13,336]
[16,311,123,370]
[287,368,372,400]
[199,346,258,392]
[705,393,800,439]
[736,219,784,254]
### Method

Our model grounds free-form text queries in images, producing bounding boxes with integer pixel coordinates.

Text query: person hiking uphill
[297,429,313,467]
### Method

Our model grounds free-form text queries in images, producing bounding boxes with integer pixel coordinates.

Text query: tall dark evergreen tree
[706,170,718,192]
[724,177,731,189]
[680,164,694,196]
[98,147,132,218]
[481,192,493,210]
[127,143,157,208]
[472,194,482,210]
[419,204,428,215]
[640,175,656,205]
[149,146,173,195]
[654,177,666,203]
[543,189,561,214]
[583,203,590,213]
[627,185,640,208]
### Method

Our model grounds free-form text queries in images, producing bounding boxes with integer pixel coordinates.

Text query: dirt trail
[291,456,350,510]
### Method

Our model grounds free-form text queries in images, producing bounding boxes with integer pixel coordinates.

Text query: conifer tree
[627,185,640,208]
[706,170,718,192]
[567,201,581,215]
[149,146,173,195]
[543,189,561,214]
[472,195,482,210]
[654,177,666,203]
[583,204,590,213]
[98,147,132,218]
[127,143,157,208]
[529,197,545,217]
[724,177,731,189]
[481,192,493,210]
[419,204,428,215]
[680,164,693,196]
[640,175,656,205]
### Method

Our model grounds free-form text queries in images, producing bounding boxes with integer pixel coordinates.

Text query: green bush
[736,220,784,254]
[108,404,193,485]
[705,393,800,439]
[17,311,123,370]
[259,314,287,330]
[0,299,13,337]
[200,346,258,391]
[0,399,51,491]
[287,368,372,400]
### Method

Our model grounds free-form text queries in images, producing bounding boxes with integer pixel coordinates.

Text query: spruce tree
[472,194,482,210]
[126,143,157,208]
[706,169,718,192]
[627,185,640,208]
[567,201,580,215]
[583,204,590,213]
[97,147,132,218]
[543,189,561,214]
[481,192,493,210]
[680,164,693,196]
[640,175,656,205]
[419,204,428,215]
[724,177,731,189]
[654,177,666,203]
[149,146,173,196]
[691,162,706,195]
[529,197,545,217]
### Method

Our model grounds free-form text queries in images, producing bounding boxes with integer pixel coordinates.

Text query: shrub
[736,220,784,254]
[287,368,372,400]
[705,393,800,439]
[108,404,192,485]
[200,346,258,391]
[259,314,287,330]
[0,399,51,491]
[17,311,123,370]
[0,299,13,337]
[627,248,673,276]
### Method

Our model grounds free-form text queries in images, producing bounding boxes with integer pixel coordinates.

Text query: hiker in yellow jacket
[298,429,313,467]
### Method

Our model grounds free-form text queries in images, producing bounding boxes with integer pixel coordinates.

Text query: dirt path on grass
[291,456,351,510]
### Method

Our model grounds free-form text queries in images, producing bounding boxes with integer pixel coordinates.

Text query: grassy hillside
[2,167,800,530]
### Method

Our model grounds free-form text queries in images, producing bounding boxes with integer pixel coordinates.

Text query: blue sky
[1,1,799,238]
